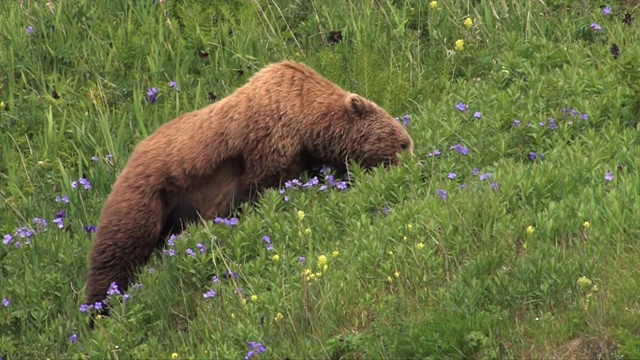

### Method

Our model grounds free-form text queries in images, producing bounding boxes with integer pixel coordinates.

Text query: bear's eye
[401,142,410,151]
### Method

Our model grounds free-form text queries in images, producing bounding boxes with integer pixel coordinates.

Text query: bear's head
[312,93,414,170]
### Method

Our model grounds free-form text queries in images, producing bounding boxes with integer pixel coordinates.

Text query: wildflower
[604,171,614,182]
[603,6,611,15]
[229,217,238,226]
[171,353,179,359]
[186,248,196,257]
[549,118,557,130]
[298,256,305,263]
[539,121,545,127]
[460,184,465,189]
[273,254,280,263]
[94,301,103,310]
[79,304,89,312]
[472,167,479,176]
[274,312,283,321]
[26,26,33,34]
[169,81,179,90]
[447,172,457,180]
[401,115,410,127]
[455,39,464,51]
[464,18,473,28]
[429,1,438,9]
[394,271,400,278]
[251,295,258,302]
[436,189,447,200]
[527,122,533,127]
[246,341,267,359]
[148,268,154,274]
[479,173,492,181]
[526,225,535,235]
[581,114,588,121]
[196,243,207,254]
[577,276,593,292]
[107,282,121,296]
[382,206,390,216]
[529,152,537,161]
[455,102,468,112]
[146,87,159,104]
[52,217,64,229]
[473,111,481,118]
[33,217,48,230]
[2,298,9,307]
[69,333,78,343]
[590,22,602,31]
[91,156,99,162]
[513,119,520,126]
[162,248,176,257]
[318,255,327,267]
[416,242,425,250]
[332,251,340,258]
[203,289,216,299]
[491,182,499,190]
[71,181,78,189]
[297,210,305,221]
[336,181,348,190]
[83,225,97,234]
[450,143,469,155]
[3,234,12,245]
[55,195,70,203]
[78,178,91,190]
[212,275,219,283]
[106,154,113,161]
[387,276,393,283]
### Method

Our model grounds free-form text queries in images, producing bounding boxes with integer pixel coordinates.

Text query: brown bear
[85,60,414,311]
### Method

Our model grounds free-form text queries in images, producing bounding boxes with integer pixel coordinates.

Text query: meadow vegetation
[2,0,640,358]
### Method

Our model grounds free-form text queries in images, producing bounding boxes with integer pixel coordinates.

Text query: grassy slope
[1,0,640,358]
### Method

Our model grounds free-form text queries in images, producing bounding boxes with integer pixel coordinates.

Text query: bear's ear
[345,93,373,118]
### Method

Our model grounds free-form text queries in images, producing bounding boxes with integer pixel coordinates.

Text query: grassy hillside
[2,0,640,358]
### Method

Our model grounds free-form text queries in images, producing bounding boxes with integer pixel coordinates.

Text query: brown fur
[85,61,414,308]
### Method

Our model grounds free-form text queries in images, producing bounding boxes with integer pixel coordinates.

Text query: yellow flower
[273,254,280,263]
[297,210,305,221]
[171,353,179,359]
[403,236,408,242]
[577,276,593,292]
[388,251,394,256]
[583,221,591,230]
[96,315,102,320]
[394,271,400,278]
[323,264,328,272]
[455,39,464,51]
[304,268,312,275]
[275,312,284,322]
[387,276,393,283]
[526,225,535,235]
[464,17,473,28]
[332,250,340,258]
[242,298,247,305]
[407,224,413,230]
[315,272,322,278]
[429,1,438,9]
[416,242,425,250]
[318,255,327,267]
[304,228,311,235]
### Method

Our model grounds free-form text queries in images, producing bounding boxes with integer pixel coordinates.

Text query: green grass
[2,0,640,358]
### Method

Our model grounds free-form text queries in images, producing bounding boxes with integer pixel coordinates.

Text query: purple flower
[447,172,457,180]
[123,293,131,303]
[319,185,328,191]
[229,217,239,226]
[382,206,390,216]
[2,298,9,307]
[401,115,410,127]
[94,301,103,310]
[91,156,99,162]
[203,289,216,299]
[603,6,611,15]
[107,282,121,296]
[55,195,70,203]
[106,154,113,161]
[246,342,267,359]
[33,217,48,230]
[455,102,468,112]
[539,121,545,127]
[224,270,239,279]
[472,167,479,176]
[146,87,159,104]
[450,143,469,155]
[571,109,578,117]
[78,178,91,190]
[605,171,614,182]
[491,182,499,190]
[479,173,493,181]
[132,283,143,290]
[71,181,78,189]
[473,111,482,119]
[83,225,97,234]
[529,152,537,161]
[169,81,179,90]
[3,234,12,245]
[79,304,89,312]
[26,26,33,34]
[590,22,602,31]
[513,119,520,126]
[212,275,219,283]
[52,217,64,229]
[581,114,588,121]
[163,248,176,257]
[298,256,306,263]
[196,243,207,254]
[549,118,557,130]
[436,189,448,200]
[336,181,348,191]
[148,268,154,274]
[283,196,290,202]
[460,184,465,189]
[303,177,319,189]
[186,248,196,257]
